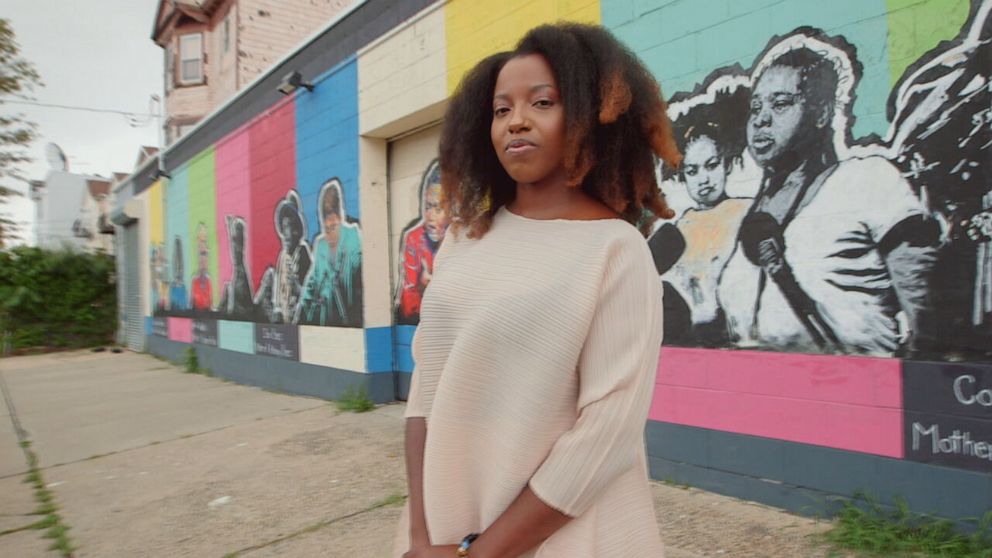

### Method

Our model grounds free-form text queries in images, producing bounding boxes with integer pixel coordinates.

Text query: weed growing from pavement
[180,347,214,377]
[824,492,992,557]
[184,347,199,373]
[335,385,375,413]
[661,476,691,490]
[375,492,407,507]
[19,439,76,556]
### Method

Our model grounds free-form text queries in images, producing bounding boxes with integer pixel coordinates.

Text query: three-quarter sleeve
[528,238,663,518]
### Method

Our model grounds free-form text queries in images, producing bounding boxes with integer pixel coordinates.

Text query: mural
[395,159,449,325]
[652,2,991,360]
[296,178,363,327]
[154,179,363,328]
[191,222,213,311]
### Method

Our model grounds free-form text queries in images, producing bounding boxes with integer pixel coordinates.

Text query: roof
[136,146,160,168]
[152,0,227,44]
[86,179,111,199]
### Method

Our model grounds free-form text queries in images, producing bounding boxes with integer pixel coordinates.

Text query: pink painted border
[649,347,903,458]
[168,317,193,344]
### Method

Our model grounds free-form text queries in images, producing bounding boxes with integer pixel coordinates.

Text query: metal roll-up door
[122,223,145,351]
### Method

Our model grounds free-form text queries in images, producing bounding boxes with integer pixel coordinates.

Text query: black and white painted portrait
[654,5,992,360]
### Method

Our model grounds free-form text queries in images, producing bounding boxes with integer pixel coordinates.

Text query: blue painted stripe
[365,326,393,373]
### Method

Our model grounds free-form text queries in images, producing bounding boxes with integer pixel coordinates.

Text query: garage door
[387,124,442,389]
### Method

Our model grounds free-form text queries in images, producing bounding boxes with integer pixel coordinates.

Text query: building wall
[127,0,992,521]
[237,0,354,87]
[209,2,240,110]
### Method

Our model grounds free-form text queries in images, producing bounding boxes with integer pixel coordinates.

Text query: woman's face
[491,54,566,186]
[682,135,727,209]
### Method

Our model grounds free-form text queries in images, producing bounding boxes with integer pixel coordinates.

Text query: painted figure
[653,86,750,344]
[886,2,992,359]
[717,31,939,356]
[297,179,363,327]
[150,242,168,312]
[396,160,449,324]
[270,191,312,323]
[219,216,255,319]
[168,236,188,311]
[190,222,213,311]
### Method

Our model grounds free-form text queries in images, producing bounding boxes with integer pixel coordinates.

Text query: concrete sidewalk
[0,350,834,557]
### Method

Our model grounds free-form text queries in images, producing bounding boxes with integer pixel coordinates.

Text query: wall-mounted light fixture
[277,71,314,95]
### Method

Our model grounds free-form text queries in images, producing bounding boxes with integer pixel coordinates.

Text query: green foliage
[21,438,75,557]
[825,492,992,557]
[0,246,117,353]
[335,385,375,413]
[184,347,199,373]
[0,18,44,247]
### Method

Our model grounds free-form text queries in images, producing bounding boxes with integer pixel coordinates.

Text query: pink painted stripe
[649,347,903,458]
[168,317,193,344]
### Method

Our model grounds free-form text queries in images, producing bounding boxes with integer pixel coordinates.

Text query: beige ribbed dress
[393,205,665,558]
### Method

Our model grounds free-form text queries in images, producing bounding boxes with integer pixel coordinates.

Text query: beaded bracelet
[456,533,480,557]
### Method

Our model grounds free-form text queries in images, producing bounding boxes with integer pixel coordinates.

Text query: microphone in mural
[296,178,363,327]
[647,222,692,345]
[738,211,840,350]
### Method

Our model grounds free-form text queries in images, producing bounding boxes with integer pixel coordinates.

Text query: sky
[2,0,162,246]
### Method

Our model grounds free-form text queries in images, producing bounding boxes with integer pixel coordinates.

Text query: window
[223,16,231,53]
[179,33,204,85]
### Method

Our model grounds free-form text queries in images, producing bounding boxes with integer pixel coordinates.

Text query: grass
[824,492,992,557]
[661,476,691,490]
[19,438,76,556]
[182,347,213,377]
[335,385,375,413]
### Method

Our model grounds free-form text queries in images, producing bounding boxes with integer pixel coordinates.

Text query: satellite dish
[45,143,68,172]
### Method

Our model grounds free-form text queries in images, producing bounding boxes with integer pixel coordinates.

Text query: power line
[1,99,159,119]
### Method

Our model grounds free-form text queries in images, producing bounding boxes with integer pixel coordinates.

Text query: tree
[0,18,43,248]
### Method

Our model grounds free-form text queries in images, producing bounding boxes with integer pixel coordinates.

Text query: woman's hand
[403,543,461,557]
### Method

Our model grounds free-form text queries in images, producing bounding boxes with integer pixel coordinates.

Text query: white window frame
[178,33,204,85]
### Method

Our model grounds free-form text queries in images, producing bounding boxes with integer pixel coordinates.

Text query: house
[152,0,354,145]
[32,173,114,253]
[31,144,114,253]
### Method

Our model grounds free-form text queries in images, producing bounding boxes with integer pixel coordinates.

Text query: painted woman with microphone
[717,32,938,356]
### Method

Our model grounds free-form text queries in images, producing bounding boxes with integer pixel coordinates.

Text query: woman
[395,23,680,558]
[656,87,750,345]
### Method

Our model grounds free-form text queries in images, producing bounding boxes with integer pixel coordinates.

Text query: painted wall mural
[149,59,363,329]
[394,159,449,325]
[155,180,363,327]
[650,1,991,361]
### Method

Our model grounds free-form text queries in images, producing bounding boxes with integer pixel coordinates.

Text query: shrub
[0,247,117,353]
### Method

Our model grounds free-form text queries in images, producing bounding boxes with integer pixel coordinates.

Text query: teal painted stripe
[218,320,255,354]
